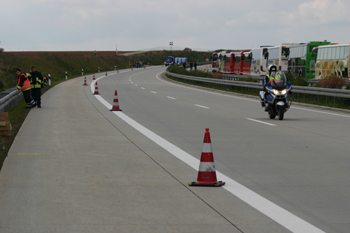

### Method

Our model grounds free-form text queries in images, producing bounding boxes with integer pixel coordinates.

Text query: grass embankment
[0,50,212,169]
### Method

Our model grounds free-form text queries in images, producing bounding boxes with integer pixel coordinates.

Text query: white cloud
[0,0,349,51]
[297,0,350,24]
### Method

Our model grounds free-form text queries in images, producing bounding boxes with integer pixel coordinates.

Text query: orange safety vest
[18,73,32,91]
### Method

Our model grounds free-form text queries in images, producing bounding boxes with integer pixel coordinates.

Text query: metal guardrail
[0,87,23,112]
[166,70,350,101]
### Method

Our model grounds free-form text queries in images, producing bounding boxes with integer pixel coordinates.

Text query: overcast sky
[0,0,349,51]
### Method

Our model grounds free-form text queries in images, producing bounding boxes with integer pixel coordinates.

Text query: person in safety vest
[16,69,36,108]
[42,76,48,87]
[264,64,278,86]
[262,64,278,111]
[28,66,43,108]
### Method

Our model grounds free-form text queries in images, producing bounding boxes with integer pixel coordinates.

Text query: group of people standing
[182,62,197,70]
[16,66,47,108]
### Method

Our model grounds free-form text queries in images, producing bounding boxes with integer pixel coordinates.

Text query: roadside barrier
[0,88,22,112]
[93,82,100,95]
[110,90,122,111]
[166,70,350,106]
[189,128,225,187]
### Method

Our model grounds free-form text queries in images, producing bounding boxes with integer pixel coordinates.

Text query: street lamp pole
[169,42,173,52]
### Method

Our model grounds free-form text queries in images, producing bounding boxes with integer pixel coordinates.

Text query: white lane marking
[156,72,350,119]
[135,84,138,86]
[92,76,325,233]
[195,104,210,109]
[167,96,176,100]
[156,72,256,103]
[293,106,350,118]
[246,118,276,126]
[151,91,157,94]
[141,87,145,89]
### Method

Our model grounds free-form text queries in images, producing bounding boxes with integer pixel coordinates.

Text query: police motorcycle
[259,71,292,120]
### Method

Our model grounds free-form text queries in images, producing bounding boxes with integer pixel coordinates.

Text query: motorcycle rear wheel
[278,108,284,120]
[268,112,276,119]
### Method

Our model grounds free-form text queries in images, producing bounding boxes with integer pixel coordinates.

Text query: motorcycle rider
[262,64,278,110]
[262,65,290,110]
[264,64,278,86]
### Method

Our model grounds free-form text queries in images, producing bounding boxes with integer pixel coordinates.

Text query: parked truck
[164,56,187,66]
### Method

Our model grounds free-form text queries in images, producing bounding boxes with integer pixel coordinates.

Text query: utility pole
[169,42,173,53]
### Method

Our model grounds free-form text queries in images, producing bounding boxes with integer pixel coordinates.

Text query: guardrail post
[65,71,67,80]
[82,69,84,76]
[48,74,51,86]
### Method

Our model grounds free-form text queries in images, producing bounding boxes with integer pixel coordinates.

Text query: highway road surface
[0,66,349,233]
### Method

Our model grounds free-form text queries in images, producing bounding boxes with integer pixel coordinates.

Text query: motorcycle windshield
[270,71,287,88]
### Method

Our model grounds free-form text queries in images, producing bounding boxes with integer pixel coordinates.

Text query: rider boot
[264,92,269,111]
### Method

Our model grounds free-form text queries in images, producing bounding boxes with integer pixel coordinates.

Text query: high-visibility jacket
[266,74,281,83]
[28,71,43,88]
[17,73,32,91]
[42,77,48,87]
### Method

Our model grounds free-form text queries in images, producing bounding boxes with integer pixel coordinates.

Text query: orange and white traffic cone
[93,81,100,95]
[83,77,88,86]
[110,90,122,111]
[189,128,225,187]
[93,73,95,80]
[117,70,119,73]
[105,71,108,76]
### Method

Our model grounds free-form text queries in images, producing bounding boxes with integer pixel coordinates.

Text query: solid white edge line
[246,118,276,126]
[167,96,176,100]
[293,106,350,118]
[90,73,325,233]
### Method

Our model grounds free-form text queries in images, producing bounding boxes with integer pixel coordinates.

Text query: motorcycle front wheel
[278,107,284,120]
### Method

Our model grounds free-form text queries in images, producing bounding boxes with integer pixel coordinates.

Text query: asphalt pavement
[1,66,349,233]
[0,68,292,233]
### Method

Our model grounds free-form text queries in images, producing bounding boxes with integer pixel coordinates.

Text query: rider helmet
[268,64,277,74]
